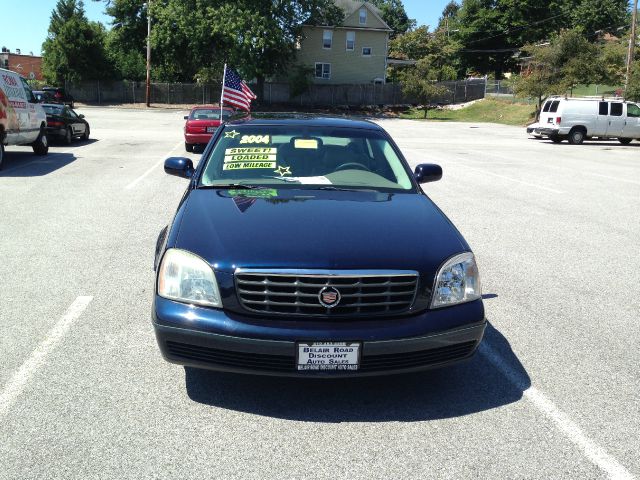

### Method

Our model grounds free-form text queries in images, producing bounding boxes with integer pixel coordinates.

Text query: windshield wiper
[259,176,301,182]
[313,186,377,192]
[198,184,261,190]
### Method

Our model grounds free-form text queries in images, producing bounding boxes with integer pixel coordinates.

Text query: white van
[536,97,640,145]
[0,67,49,169]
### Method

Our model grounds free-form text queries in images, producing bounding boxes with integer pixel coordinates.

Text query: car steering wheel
[334,162,371,172]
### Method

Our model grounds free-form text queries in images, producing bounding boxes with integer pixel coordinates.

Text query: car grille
[235,270,419,317]
[359,341,476,372]
[165,340,477,373]
[166,341,292,372]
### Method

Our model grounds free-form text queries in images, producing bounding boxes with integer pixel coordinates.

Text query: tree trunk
[423,107,428,119]
[256,75,265,105]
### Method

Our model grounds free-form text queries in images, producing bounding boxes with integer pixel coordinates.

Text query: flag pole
[220,63,227,123]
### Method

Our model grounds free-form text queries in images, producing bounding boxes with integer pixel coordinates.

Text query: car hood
[172,188,468,274]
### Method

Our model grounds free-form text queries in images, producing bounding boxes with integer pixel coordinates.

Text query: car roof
[41,103,64,107]
[225,113,382,131]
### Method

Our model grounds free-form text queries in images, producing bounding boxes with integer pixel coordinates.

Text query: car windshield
[190,109,231,120]
[43,105,64,115]
[199,125,414,192]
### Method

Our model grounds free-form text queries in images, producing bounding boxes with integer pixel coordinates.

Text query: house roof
[333,0,391,30]
[334,0,381,16]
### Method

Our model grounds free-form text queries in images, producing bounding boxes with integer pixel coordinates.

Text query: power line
[461,24,630,55]
[466,13,566,46]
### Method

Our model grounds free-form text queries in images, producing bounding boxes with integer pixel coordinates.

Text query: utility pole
[145,0,151,107]
[625,0,638,94]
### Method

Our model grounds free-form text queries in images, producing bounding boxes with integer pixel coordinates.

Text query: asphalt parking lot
[1,107,638,479]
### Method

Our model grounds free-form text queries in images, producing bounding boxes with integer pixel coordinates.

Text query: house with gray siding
[296,0,392,84]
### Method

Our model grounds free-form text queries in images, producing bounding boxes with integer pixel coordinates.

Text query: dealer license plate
[206,126,216,133]
[297,342,361,371]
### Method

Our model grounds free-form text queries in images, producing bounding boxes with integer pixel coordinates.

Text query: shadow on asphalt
[184,321,529,421]
[0,151,77,177]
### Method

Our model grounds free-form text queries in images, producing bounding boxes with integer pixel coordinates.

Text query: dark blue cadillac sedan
[153,115,485,377]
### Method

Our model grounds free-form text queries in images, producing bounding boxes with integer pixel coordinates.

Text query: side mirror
[414,163,442,184]
[78,114,85,119]
[183,115,189,120]
[164,157,194,179]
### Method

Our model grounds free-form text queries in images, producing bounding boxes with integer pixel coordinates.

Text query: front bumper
[153,297,486,377]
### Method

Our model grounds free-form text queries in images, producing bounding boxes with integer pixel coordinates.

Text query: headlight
[157,248,222,308]
[431,252,481,308]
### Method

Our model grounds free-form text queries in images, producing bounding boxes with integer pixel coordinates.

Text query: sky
[1,0,445,57]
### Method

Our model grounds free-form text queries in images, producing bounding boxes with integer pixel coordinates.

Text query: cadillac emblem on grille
[318,286,341,308]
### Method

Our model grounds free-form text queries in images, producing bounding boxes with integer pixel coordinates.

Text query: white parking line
[125,140,183,190]
[480,343,635,480]
[0,296,93,421]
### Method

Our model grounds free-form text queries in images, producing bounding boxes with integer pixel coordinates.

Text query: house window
[359,7,367,25]
[346,31,355,51]
[315,63,331,79]
[362,47,372,56]
[323,30,333,49]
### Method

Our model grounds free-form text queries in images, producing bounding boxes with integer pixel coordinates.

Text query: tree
[389,26,432,60]
[389,26,461,81]
[104,0,148,80]
[625,62,640,101]
[401,59,451,118]
[454,0,628,78]
[512,28,624,116]
[289,65,315,98]
[42,0,113,84]
[368,0,416,38]
[437,1,460,35]
[456,0,562,78]
[101,0,342,96]
[440,1,460,23]
[563,0,629,36]
[201,0,343,99]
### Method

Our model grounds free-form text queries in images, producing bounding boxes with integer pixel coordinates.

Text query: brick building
[0,47,43,81]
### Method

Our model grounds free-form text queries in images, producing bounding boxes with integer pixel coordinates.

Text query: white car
[0,67,49,169]
[537,96,640,145]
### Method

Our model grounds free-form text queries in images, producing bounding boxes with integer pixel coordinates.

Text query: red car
[184,106,233,152]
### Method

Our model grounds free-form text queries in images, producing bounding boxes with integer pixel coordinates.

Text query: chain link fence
[67,78,487,107]
[485,80,514,96]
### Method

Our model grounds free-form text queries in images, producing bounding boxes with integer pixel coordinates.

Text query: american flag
[221,67,257,111]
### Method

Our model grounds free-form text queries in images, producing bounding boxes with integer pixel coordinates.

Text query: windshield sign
[200,126,413,191]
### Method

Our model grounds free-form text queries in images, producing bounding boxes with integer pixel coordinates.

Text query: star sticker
[274,165,291,177]
[224,129,240,139]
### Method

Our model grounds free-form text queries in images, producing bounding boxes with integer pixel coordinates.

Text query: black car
[42,87,74,108]
[153,115,486,377]
[42,104,89,144]
[33,90,56,103]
